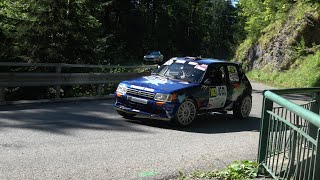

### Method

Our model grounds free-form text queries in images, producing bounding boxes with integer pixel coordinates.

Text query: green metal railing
[258,88,320,180]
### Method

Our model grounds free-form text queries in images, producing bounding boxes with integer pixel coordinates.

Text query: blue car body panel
[122,76,199,94]
[114,76,200,119]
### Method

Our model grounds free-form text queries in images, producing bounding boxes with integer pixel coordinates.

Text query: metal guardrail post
[289,120,298,177]
[310,92,320,139]
[258,96,273,165]
[97,84,103,96]
[0,87,5,104]
[314,129,320,180]
[311,92,320,115]
[55,65,61,100]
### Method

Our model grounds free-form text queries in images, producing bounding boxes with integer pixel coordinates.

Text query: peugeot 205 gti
[114,57,252,126]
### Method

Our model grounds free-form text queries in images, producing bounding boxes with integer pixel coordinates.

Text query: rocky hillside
[234,1,320,87]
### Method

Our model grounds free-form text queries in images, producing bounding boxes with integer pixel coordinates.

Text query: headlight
[116,84,127,95]
[154,93,172,102]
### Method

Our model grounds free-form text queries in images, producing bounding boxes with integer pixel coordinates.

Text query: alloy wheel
[177,101,197,125]
[241,96,252,118]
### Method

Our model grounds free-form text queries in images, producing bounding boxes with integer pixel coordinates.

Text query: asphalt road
[0,82,272,180]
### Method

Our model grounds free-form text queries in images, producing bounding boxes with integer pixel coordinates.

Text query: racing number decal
[208,86,227,109]
[228,66,236,73]
[210,88,217,97]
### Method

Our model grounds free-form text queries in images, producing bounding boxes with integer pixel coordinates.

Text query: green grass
[178,160,258,180]
[247,51,320,88]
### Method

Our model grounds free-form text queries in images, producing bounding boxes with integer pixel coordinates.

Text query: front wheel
[116,110,136,119]
[173,99,197,126]
[233,95,252,119]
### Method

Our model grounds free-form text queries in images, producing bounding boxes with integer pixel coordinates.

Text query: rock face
[243,11,320,72]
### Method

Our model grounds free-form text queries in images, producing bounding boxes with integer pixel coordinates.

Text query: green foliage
[247,50,320,87]
[294,37,307,57]
[233,37,254,63]
[178,160,258,180]
[0,0,104,64]
[233,0,293,64]
[238,0,290,39]
[104,0,238,61]
[0,0,239,65]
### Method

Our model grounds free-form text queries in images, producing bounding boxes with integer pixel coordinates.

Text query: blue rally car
[114,57,252,126]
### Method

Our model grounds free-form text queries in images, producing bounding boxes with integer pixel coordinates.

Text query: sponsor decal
[143,76,173,86]
[130,85,155,92]
[228,66,239,82]
[175,60,186,64]
[178,94,186,103]
[179,81,190,84]
[188,62,198,65]
[228,66,237,73]
[194,64,208,71]
[207,86,227,109]
[164,59,174,65]
[210,88,217,97]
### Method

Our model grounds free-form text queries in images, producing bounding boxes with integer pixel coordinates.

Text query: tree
[0,0,104,64]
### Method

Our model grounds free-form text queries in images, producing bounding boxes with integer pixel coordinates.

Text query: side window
[227,65,240,83]
[219,66,227,84]
[206,65,226,85]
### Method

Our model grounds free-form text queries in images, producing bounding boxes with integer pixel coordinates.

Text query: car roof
[173,57,240,66]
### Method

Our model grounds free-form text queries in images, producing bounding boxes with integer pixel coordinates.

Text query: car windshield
[156,60,207,83]
[148,51,160,55]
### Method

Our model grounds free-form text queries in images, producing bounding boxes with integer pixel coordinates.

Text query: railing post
[311,92,320,115]
[310,92,320,139]
[97,84,103,97]
[55,65,61,100]
[289,119,298,177]
[314,129,320,180]
[0,87,5,104]
[258,96,273,165]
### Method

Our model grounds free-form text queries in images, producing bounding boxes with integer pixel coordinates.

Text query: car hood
[122,75,199,94]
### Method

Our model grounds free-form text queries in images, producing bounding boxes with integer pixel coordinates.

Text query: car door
[201,64,228,110]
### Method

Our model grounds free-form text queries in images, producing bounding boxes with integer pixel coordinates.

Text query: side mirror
[151,69,158,75]
[204,78,212,85]
[151,66,161,75]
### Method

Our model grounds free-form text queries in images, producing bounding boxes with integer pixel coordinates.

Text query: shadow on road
[0,99,261,135]
[126,113,261,134]
[0,100,150,135]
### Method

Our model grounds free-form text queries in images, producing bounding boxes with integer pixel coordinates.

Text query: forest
[0,0,239,65]
[1,0,320,88]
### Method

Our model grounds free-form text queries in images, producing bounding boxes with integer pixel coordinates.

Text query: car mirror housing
[151,67,160,75]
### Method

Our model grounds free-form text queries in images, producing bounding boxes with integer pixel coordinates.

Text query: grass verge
[178,160,258,180]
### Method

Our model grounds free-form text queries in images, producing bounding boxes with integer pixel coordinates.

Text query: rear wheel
[116,110,136,119]
[233,95,252,119]
[173,99,197,126]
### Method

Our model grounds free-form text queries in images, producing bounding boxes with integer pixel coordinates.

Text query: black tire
[233,95,252,119]
[116,110,136,119]
[172,99,197,126]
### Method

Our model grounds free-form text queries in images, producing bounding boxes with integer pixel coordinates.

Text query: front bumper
[114,106,171,121]
[143,57,159,62]
[114,94,177,121]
